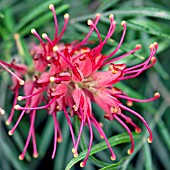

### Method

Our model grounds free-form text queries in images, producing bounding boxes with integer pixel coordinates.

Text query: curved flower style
[0,4,160,167]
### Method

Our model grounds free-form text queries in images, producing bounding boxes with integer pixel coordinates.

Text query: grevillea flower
[0,4,160,167]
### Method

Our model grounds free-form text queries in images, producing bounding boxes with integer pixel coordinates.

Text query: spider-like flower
[0,4,160,167]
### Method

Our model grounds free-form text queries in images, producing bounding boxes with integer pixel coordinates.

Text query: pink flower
[0,4,160,167]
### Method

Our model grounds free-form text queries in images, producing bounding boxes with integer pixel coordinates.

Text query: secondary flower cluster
[0,4,159,167]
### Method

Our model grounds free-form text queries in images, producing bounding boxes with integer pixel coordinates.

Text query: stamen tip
[0,108,5,115]
[42,33,47,39]
[121,21,126,26]
[99,122,103,127]
[33,153,39,158]
[56,105,60,110]
[73,153,78,158]
[72,148,76,154]
[127,101,133,107]
[57,137,62,143]
[127,149,133,155]
[14,104,20,110]
[100,135,104,139]
[49,4,54,10]
[31,28,36,34]
[19,80,25,85]
[8,130,13,136]
[14,33,20,40]
[135,44,142,50]
[149,44,154,49]
[64,13,69,19]
[153,42,158,47]
[47,56,51,61]
[53,46,58,52]
[73,104,78,111]
[109,14,114,19]
[110,107,118,114]
[96,13,101,18]
[19,155,24,160]
[87,19,92,26]
[151,56,156,62]
[17,96,23,101]
[5,120,11,126]
[50,76,55,83]
[135,128,141,133]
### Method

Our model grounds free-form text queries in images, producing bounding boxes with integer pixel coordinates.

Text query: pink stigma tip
[110,155,116,161]
[33,153,39,158]
[147,137,152,144]
[127,149,133,155]
[19,155,24,160]
[80,162,85,168]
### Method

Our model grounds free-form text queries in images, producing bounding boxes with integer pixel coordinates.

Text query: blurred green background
[0,0,170,169]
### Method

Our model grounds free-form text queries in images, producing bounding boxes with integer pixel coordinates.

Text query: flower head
[0,4,160,167]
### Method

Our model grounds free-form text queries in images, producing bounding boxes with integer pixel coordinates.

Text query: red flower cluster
[0,4,159,167]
